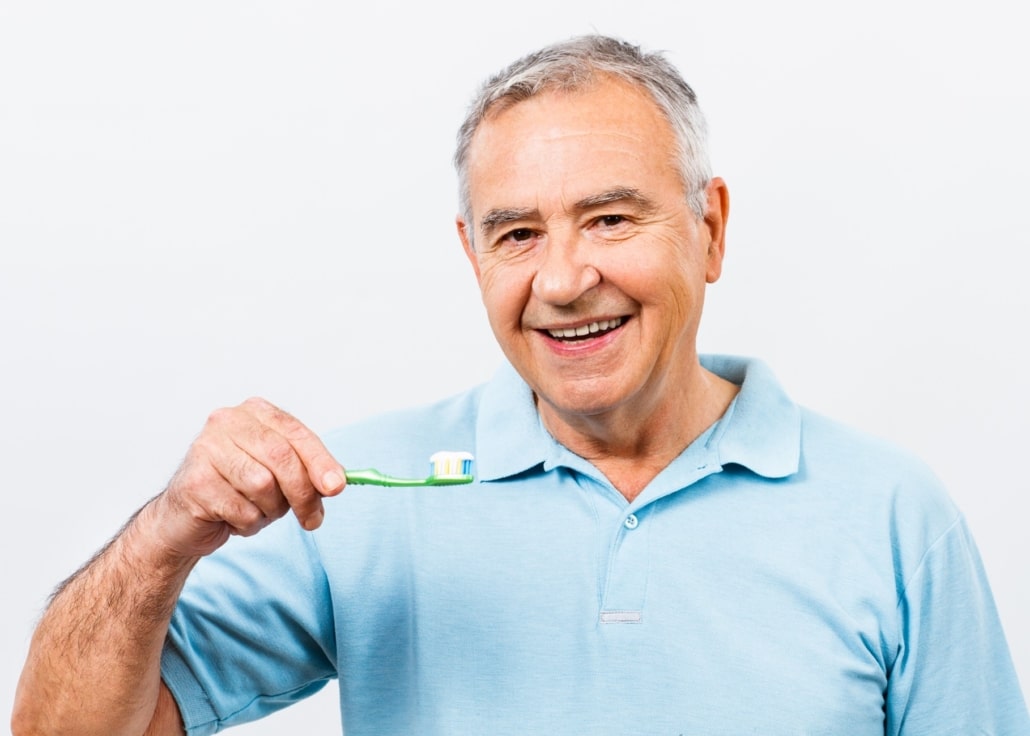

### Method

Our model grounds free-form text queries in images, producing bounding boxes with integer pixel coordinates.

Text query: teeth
[548,317,622,340]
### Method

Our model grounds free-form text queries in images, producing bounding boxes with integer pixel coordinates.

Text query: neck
[538,363,739,502]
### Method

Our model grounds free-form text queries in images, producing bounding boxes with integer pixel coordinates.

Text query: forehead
[469,76,674,160]
[466,77,681,213]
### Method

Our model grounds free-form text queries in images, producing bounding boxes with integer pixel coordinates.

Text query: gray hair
[453,34,712,241]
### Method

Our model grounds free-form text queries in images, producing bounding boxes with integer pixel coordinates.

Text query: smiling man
[14,35,1029,736]
[457,73,737,503]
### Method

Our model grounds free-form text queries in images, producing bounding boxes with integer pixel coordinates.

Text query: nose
[531,235,601,306]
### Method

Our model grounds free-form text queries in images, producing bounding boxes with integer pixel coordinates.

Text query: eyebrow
[479,207,538,239]
[478,187,659,239]
[573,187,659,214]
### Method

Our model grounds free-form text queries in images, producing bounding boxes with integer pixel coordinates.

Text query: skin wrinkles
[479,207,538,242]
[478,187,660,247]
[457,75,736,500]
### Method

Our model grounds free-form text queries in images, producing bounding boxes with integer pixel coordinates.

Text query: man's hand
[11,398,346,736]
[149,397,347,560]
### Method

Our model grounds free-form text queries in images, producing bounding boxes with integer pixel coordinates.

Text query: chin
[515,354,647,419]
[536,382,630,419]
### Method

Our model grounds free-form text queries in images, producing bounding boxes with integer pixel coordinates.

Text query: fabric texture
[161,355,1030,735]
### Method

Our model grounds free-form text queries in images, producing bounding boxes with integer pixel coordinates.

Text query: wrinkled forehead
[464,79,683,220]
[468,77,671,160]
[477,70,661,132]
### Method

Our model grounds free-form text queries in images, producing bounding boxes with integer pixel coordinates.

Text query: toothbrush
[344,451,475,487]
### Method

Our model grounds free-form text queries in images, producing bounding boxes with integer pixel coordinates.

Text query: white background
[2,1,1027,731]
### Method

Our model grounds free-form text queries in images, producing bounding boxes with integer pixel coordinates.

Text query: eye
[586,213,634,243]
[597,214,626,228]
[500,228,536,246]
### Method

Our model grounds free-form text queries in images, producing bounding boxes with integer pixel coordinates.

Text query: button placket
[600,509,650,623]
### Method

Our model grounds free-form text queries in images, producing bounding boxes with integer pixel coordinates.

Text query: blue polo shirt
[161,355,1029,735]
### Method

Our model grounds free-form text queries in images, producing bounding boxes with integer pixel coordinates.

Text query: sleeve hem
[161,640,222,736]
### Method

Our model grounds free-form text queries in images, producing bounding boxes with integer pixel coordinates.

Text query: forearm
[13,397,345,735]
[13,501,198,736]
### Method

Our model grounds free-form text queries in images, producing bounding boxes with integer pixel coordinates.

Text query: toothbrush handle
[344,468,422,487]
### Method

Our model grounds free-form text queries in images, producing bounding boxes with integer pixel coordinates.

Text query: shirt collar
[699,354,800,479]
[475,361,553,481]
[474,354,800,483]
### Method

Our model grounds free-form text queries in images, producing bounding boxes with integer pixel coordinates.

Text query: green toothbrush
[344,451,474,487]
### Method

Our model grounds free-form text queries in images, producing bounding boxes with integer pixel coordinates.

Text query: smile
[545,317,624,341]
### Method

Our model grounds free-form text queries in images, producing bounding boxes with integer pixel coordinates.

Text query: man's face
[458,77,727,426]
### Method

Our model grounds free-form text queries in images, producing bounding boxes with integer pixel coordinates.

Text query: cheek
[608,246,702,319]
[477,260,530,328]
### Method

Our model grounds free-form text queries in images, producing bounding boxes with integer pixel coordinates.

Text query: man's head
[454,34,712,244]
[454,35,729,431]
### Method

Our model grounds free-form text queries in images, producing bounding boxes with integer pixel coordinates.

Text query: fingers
[210,397,345,531]
[242,398,347,498]
[158,398,345,557]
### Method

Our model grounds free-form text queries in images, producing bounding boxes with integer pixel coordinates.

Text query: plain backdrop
[2,1,1027,731]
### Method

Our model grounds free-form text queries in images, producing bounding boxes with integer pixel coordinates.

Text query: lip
[542,316,624,339]
[534,315,630,355]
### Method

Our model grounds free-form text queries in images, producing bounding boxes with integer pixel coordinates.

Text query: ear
[702,177,730,284]
[456,215,481,282]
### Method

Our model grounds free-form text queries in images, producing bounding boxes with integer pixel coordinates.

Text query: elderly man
[14,34,1029,735]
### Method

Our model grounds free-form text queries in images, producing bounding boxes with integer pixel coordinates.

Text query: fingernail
[304,509,324,531]
[322,469,344,492]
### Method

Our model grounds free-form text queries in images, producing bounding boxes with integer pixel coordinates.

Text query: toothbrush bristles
[429,450,475,478]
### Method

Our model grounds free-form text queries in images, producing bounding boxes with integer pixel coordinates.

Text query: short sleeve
[160,517,338,735]
[886,515,1029,735]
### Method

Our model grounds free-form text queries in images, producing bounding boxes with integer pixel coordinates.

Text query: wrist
[118,499,202,595]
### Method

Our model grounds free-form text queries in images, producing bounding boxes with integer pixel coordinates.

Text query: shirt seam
[895,511,965,610]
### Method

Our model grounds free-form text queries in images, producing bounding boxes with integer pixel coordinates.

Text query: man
[13,34,1029,735]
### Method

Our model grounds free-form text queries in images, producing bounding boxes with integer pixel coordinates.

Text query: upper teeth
[548,317,623,339]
